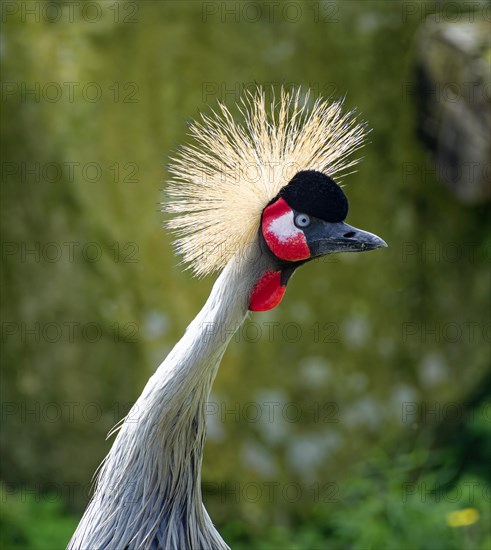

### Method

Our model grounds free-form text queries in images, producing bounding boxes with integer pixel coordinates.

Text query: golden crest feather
[165,87,367,277]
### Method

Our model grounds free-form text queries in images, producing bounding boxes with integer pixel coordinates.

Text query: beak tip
[362,234,387,251]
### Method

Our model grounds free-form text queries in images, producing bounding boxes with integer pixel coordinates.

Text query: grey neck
[68,247,270,550]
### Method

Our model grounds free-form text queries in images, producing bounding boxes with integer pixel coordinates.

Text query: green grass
[0,483,78,550]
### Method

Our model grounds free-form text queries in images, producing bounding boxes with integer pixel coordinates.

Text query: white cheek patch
[268,210,302,243]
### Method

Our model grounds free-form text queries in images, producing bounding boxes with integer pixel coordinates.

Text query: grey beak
[308,221,387,257]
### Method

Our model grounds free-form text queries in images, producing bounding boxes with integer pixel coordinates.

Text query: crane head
[250,170,386,311]
[165,86,387,309]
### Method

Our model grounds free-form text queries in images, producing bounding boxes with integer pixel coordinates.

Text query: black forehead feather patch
[279,170,349,222]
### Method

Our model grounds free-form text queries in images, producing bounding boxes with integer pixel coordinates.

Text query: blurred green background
[1,1,490,549]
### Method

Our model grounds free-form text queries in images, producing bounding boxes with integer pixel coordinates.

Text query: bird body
[69,88,386,549]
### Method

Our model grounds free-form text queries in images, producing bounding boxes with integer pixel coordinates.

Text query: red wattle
[249,270,287,312]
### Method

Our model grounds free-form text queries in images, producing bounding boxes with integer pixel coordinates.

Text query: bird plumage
[69,86,384,550]
[165,87,367,277]
[69,252,263,549]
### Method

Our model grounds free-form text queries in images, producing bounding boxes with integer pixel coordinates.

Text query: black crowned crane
[69,88,386,549]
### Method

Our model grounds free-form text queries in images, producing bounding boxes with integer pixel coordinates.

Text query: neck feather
[69,249,268,550]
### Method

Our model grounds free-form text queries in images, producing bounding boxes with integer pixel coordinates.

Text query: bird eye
[294,213,310,228]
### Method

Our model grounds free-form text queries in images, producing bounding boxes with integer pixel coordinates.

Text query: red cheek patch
[262,198,310,261]
[249,270,287,311]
